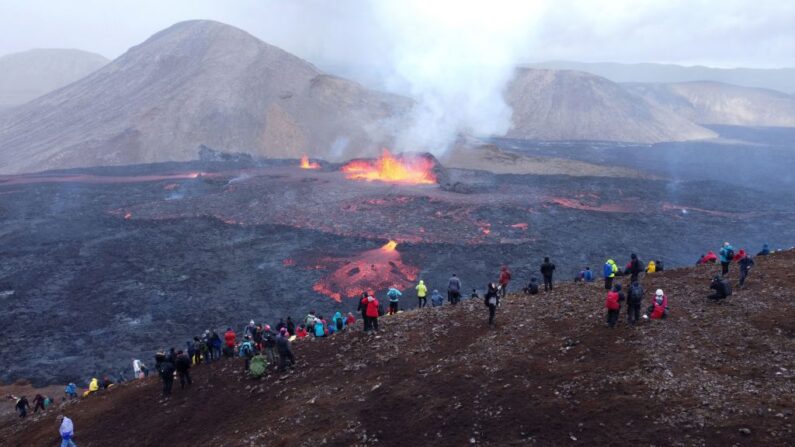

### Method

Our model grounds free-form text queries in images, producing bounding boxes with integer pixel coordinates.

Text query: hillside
[0,20,410,174]
[626,81,795,128]
[529,61,795,95]
[0,49,109,110]
[505,68,716,143]
[2,251,793,446]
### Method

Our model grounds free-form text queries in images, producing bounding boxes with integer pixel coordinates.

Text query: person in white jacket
[132,358,143,379]
[59,415,77,447]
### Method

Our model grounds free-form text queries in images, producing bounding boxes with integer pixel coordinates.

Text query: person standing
[32,394,45,413]
[358,294,371,332]
[276,328,295,371]
[604,260,618,291]
[387,287,402,315]
[156,353,175,397]
[175,350,192,389]
[605,284,624,328]
[540,257,556,292]
[415,280,428,308]
[13,395,30,418]
[132,358,143,379]
[498,266,512,297]
[484,283,500,327]
[365,293,380,332]
[738,252,755,287]
[262,325,277,364]
[626,281,644,326]
[448,274,462,305]
[223,328,236,358]
[628,254,643,283]
[719,242,735,276]
[59,415,77,447]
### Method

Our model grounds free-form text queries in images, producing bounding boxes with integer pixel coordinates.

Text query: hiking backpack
[725,248,735,261]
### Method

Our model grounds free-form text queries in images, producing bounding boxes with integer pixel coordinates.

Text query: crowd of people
[8,241,774,447]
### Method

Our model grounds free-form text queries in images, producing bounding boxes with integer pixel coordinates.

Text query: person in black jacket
[628,254,643,282]
[175,350,192,389]
[738,254,755,286]
[276,328,295,371]
[626,281,644,325]
[357,293,370,332]
[540,257,556,291]
[484,283,500,327]
[708,275,732,300]
[523,277,539,295]
[157,354,175,397]
[286,316,296,336]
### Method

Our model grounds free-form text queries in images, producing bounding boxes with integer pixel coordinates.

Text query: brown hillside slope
[2,252,793,446]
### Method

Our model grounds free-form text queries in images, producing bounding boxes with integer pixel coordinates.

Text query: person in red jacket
[345,312,356,326]
[643,289,668,320]
[365,294,380,333]
[498,266,512,297]
[605,284,624,328]
[295,325,308,338]
[223,328,236,357]
[702,251,718,264]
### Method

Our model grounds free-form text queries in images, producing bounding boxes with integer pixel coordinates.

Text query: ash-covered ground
[1,155,794,385]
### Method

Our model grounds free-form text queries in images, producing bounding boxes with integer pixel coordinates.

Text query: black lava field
[1,156,794,385]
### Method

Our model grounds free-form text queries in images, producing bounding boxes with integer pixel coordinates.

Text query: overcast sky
[2,0,794,69]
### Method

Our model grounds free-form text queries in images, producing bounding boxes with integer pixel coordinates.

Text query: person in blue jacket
[757,244,770,256]
[314,316,326,337]
[332,311,346,332]
[580,267,594,282]
[387,287,402,315]
[430,289,444,307]
[719,242,734,276]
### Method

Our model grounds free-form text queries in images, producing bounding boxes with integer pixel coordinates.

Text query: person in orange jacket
[223,328,236,357]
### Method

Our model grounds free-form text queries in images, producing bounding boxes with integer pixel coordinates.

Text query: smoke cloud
[371,1,543,153]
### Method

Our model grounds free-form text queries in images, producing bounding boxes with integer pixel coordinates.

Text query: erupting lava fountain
[299,155,320,169]
[341,149,436,184]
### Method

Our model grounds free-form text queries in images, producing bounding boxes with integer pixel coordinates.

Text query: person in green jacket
[415,280,428,308]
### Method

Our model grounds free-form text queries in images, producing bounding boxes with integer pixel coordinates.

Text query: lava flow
[312,240,418,302]
[341,149,436,184]
[299,155,320,170]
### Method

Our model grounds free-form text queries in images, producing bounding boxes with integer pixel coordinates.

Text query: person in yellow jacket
[415,280,428,308]
[646,260,656,273]
[82,378,99,397]
[604,259,618,291]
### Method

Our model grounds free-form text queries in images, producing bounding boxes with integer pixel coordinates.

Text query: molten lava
[341,149,436,184]
[312,240,418,302]
[300,155,320,170]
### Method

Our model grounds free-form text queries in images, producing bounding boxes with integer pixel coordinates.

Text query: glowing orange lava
[341,149,436,184]
[300,155,320,170]
[381,240,398,252]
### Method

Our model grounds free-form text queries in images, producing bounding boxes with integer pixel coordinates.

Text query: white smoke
[371,0,544,153]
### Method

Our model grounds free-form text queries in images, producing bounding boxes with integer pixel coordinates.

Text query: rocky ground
[2,251,792,446]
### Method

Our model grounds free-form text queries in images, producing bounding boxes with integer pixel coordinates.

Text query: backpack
[725,248,735,261]
[630,285,644,304]
[603,263,613,277]
[239,342,253,358]
[336,318,343,331]
[605,291,620,310]
[249,355,268,378]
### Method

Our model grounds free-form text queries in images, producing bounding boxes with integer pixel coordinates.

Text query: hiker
[239,336,256,371]
[346,312,356,326]
[314,316,326,337]
[305,311,317,335]
[85,378,99,396]
[275,318,286,333]
[253,325,264,351]
[132,358,144,379]
[484,282,500,327]
[166,348,177,364]
[643,289,668,320]
[64,383,77,400]
[175,350,192,388]
[387,287,402,315]
[708,275,732,301]
[358,294,371,331]
[59,415,77,447]
[603,259,618,290]
[702,251,718,264]
[655,260,664,272]
[523,277,540,295]
[719,242,735,276]
[365,293,380,332]
[738,252,755,286]
[646,260,656,273]
[43,396,53,409]
[210,330,222,361]
[430,289,444,307]
[295,324,308,338]
[499,266,512,297]
[626,281,644,326]
[262,325,277,364]
[415,280,428,308]
[12,395,29,418]
[186,339,196,364]
[540,257,556,291]
[276,328,295,371]
[580,267,594,283]
[448,274,462,305]
[333,311,346,332]
[244,320,256,339]
[224,328,236,357]
[100,376,113,390]
[286,317,296,336]
[757,243,770,256]
[471,288,479,300]
[32,394,45,413]
[628,254,643,282]
[605,284,625,328]
[156,352,175,397]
